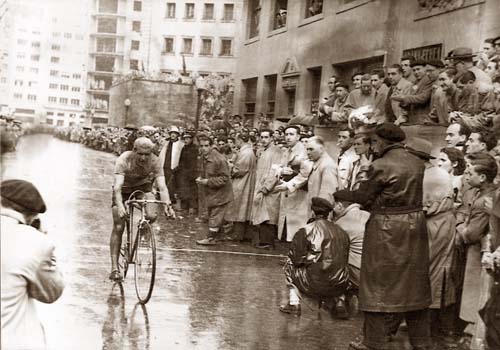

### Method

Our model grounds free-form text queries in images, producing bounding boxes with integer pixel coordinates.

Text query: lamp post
[124,98,131,126]
[194,77,206,135]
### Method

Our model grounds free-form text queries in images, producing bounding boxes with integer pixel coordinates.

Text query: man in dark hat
[451,47,492,94]
[177,132,198,215]
[1,179,65,349]
[391,59,434,125]
[159,126,184,205]
[335,123,432,350]
[279,197,350,316]
[124,124,138,151]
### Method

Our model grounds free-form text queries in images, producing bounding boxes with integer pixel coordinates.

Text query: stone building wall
[108,79,197,127]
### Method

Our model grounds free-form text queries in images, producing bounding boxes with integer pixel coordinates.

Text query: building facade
[88,0,243,125]
[233,0,500,127]
[0,0,89,125]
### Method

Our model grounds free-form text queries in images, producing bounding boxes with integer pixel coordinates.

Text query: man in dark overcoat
[335,123,432,350]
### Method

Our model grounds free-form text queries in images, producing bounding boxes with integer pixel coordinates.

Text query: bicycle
[117,190,168,304]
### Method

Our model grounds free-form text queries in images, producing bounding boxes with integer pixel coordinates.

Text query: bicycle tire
[133,221,156,304]
[118,221,130,279]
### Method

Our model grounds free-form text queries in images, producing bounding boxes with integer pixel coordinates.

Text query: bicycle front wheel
[133,222,156,304]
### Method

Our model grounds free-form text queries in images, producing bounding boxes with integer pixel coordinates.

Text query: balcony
[88,70,121,76]
[89,51,124,57]
[92,12,126,19]
[90,32,124,38]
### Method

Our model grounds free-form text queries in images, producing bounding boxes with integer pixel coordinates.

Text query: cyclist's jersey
[114,151,164,195]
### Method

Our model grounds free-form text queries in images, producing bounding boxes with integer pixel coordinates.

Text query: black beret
[410,59,427,67]
[182,132,193,139]
[333,190,356,203]
[335,81,349,90]
[1,179,46,213]
[426,60,445,68]
[374,123,406,143]
[311,197,333,213]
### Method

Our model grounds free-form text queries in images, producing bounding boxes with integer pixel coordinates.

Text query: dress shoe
[196,237,216,245]
[279,303,301,316]
[349,341,372,349]
[335,298,349,319]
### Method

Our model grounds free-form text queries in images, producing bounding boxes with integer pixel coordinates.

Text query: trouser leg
[259,223,276,246]
[405,308,432,349]
[363,312,391,349]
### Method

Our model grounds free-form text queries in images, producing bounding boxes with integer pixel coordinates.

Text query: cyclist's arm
[154,175,172,206]
[113,174,126,213]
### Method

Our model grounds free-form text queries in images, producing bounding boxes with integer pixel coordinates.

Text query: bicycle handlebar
[126,199,170,205]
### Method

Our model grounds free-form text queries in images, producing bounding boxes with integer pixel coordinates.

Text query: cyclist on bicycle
[109,137,175,281]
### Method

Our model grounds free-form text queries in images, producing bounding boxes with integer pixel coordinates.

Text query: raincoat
[285,218,350,300]
[251,143,282,226]
[277,142,313,241]
[224,143,256,222]
[304,152,338,217]
[335,143,431,312]
[423,165,457,308]
[197,148,233,207]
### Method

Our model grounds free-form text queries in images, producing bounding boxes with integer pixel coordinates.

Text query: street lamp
[124,98,131,126]
[194,77,207,135]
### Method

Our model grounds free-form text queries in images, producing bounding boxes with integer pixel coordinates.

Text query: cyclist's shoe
[196,237,217,245]
[109,270,123,282]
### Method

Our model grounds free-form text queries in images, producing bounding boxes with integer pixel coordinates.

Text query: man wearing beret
[1,179,65,350]
[335,123,432,350]
[391,60,434,125]
[279,197,350,316]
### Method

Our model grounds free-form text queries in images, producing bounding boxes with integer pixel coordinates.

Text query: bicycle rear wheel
[133,221,156,304]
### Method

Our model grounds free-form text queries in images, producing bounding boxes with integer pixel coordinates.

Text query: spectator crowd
[48,41,500,350]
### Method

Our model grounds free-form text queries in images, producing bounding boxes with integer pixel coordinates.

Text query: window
[223,4,234,20]
[14,80,23,86]
[61,72,71,78]
[248,0,261,38]
[57,120,64,126]
[16,53,26,59]
[166,3,176,18]
[164,37,175,53]
[52,32,60,37]
[203,3,214,20]
[97,18,117,34]
[31,54,40,61]
[72,86,81,92]
[14,93,23,99]
[48,96,57,102]
[200,38,212,55]
[95,56,115,72]
[76,34,84,40]
[305,0,323,18]
[50,70,59,77]
[49,83,58,89]
[51,56,60,64]
[31,41,40,48]
[30,67,39,74]
[46,118,53,125]
[308,67,322,114]
[96,37,116,53]
[264,74,277,120]
[131,40,140,50]
[57,113,65,117]
[60,85,69,91]
[133,1,142,11]
[71,99,80,106]
[27,94,37,101]
[51,44,60,50]
[99,0,118,13]
[16,66,24,72]
[60,97,68,104]
[28,81,37,87]
[47,112,54,116]
[286,89,296,115]
[185,3,195,19]
[182,38,193,54]
[130,59,139,70]
[64,33,72,39]
[220,38,232,56]
[272,0,287,29]
[73,74,81,79]
[17,39,27,45]
[243,78,258,122]
[132,21,141,32]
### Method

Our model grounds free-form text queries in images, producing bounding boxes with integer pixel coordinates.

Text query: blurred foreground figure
[1,179,65,350]
[279,197,350,316]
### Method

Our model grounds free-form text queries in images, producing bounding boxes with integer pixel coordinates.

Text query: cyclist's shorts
[111,183,153,207]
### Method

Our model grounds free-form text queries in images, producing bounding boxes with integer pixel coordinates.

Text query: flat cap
[1,179,46,213]
[426,60,445,68]
[374,123,406,143]
[410,59,427,67]
[311,197,333,213]
[333,190,356,203]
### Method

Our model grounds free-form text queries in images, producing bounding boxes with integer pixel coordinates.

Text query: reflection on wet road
[2,135,409,350]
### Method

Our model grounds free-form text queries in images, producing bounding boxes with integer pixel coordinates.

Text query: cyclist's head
[133,137,155,163]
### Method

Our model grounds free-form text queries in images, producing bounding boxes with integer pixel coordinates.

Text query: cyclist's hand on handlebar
[164,205,176,219]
